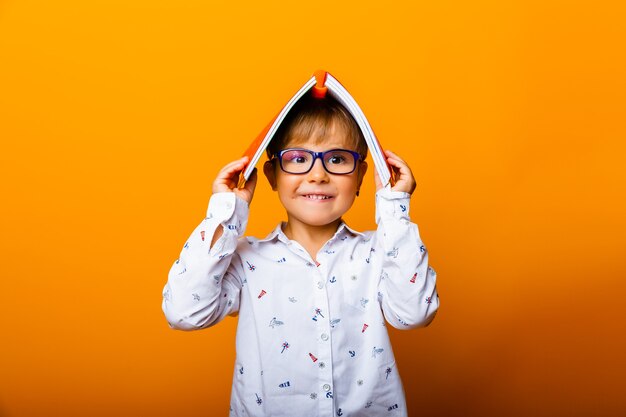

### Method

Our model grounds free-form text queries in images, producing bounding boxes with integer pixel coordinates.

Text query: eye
[283,150,310,164]
[326,151,351,165]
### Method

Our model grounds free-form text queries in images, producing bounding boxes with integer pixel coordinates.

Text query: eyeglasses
[272,148,364,175]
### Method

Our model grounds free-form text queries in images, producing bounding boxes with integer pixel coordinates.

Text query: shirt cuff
[206,192,249,236]
[375,185,411,224]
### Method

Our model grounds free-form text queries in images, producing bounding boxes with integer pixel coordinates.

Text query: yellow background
[1,0,625,416]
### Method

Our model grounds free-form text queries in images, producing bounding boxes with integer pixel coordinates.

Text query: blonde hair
[266,93,368,158]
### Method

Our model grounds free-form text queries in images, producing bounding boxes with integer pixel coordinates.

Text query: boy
[162,94,439,416]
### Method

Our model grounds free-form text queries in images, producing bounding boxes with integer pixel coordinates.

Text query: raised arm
[161,159,257,330]
[374,151,439,329]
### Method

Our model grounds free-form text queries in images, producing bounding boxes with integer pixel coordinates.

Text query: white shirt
[162,187,439,417]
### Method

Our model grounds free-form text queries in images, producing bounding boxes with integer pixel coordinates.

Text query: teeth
[305,195,330,200]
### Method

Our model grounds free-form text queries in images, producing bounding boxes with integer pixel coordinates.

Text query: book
[241,70,393,187]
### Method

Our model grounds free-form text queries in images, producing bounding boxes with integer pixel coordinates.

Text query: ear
[263,160,277,191]
[357,160,368,190]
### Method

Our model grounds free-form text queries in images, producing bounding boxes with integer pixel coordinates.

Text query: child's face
[263,123,367,229]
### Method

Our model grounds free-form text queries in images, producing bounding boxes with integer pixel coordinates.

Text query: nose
[306,156,329,182]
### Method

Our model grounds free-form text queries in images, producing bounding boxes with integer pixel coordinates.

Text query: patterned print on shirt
[192,293,200,301]
[312,308,324,321]
[337,408,343,416]
[410,273,417,283]
[362,323,369,333]
[372,347,384,358]
[360,298,369,308]
[349,350,356,357]
[288,297,297,303]
[281,342,289,353]
[278,381,290,388]
[386,248,398,258]
[329,276,337,283]
[269,317,284,328]
[200,230,205,241]
[309,353,318,362]
[425,296,432,304]
[258,290,267,299]
[255,393,262,405]
[246,261,256,271]
[388,404,399,411]
[277,257,286,263]
[385,367,392,379]
[330,318,341,328]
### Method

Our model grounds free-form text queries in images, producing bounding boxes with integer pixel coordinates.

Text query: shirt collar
[257,220,364,244]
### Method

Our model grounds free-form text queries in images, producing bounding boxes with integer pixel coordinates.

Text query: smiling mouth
[302,194,333,200]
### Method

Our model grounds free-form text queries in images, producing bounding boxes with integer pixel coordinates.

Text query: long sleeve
[162,192,249,331]
[374,185,439,329]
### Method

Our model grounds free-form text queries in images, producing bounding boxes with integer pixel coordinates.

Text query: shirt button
[321,333,329,341]
[323,384,331,392]
[317,281,324,289]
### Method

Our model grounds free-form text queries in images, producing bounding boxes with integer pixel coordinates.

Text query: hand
[212,156,258,204]
[374,150,416,194]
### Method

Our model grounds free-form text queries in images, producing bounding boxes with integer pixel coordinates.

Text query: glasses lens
[281,149,313,174]
[323,150,357,174]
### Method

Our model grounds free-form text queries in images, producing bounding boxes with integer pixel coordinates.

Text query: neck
[282,218,342,261]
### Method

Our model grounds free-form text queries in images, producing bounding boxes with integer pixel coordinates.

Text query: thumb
[242,168,258,201]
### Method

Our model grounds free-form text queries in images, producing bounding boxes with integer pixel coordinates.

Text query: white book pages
[243,76,317,180]
[243,73,391,187]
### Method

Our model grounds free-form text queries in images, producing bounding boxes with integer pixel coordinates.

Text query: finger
[385,150,406,164]
[242,168,258,195]
[218,157,249,176]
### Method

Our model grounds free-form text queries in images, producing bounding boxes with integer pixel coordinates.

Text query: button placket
[313,262,333,412]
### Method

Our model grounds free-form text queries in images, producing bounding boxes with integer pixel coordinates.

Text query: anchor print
[246,261,256,271]
[326,392,333,399]
[360,298,369,308]
[400,204,407,212]
[420,244,426,253]
[385,367,392,379]
[365,401,373,408]
[239,366,244,375]
[192,293,200,301]
[425,296,432,304]
[349,350,356,357]
[281,341,289,353]
[388,404,399,411]
[330,318,341,328]
[337,408,343,416]
[288,297,297,303]
[329,276,337,283]
[357,379,364,386]
[213,275,221,285]
[269,317,284,328]
[362,323,369,333]
[255,393,262,405]
[410,273,417,283]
